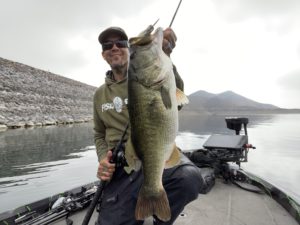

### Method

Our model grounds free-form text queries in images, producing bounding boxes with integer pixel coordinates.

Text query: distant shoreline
[1,57,299,133]
[179,109,300,117]
[0,118,93,132]
[2,109,300,132]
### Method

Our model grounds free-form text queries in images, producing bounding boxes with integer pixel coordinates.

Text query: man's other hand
[163,28,177,56]
[97,150,116,181]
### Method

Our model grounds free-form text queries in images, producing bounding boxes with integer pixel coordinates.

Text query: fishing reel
[109,124,129,169]
[110,142,128,168]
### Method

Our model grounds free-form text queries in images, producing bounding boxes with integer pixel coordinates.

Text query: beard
[110,59,129,75]
[111,62,126,72]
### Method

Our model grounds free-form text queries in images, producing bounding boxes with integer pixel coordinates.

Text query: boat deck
[52,179,298,225]
[173,179,298,225]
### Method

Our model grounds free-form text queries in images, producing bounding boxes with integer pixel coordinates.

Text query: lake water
[0,114,300,213]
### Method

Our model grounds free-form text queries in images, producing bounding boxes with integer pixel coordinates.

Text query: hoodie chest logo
[101,97,128,113]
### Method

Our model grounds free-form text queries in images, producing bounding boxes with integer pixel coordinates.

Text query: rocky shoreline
[0,57,97,131]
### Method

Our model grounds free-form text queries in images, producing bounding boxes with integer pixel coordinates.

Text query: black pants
[96,154,203,225]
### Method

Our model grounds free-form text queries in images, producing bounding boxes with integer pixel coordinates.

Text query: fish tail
[135,187,171,222]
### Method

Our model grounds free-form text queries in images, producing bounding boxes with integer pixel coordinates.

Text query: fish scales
[125,26,187,222]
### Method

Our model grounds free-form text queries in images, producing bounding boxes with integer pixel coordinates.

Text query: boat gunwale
[243,170,300,224]
[1,164,299,225]
[0,181,99,225]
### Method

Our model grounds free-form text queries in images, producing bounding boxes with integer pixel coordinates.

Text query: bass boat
[1,118,299,225]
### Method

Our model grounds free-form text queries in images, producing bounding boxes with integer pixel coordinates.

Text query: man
[93,26,203,225]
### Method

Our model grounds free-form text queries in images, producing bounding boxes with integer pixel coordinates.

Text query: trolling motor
[225,117,249,135]
[187,117,256,183]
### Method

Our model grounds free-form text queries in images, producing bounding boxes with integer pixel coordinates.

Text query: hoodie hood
[105,70,127,86]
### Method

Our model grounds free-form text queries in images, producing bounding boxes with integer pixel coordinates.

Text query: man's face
[101,34,129,70]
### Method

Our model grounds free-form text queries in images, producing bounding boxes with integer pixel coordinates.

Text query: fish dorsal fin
[129,35,153,46]
[176,88,189,106]
[165,144,181,169]
[129,25,154,46]
[124,136,142,174]
[138,25,154,37]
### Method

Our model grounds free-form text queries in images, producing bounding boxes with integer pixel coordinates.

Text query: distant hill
[182,90,299,115]
[0,57,97,129]
[1,57,299,131]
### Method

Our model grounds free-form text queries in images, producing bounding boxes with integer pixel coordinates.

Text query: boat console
[202,117,254,165]
[186,117,256,191]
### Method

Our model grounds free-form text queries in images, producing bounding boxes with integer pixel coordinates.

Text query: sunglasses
[102,40,129,51]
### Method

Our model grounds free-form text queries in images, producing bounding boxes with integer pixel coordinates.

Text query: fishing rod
[169,0,183,27]
[160,0,183,54]
[82,123,129,225]
[14,186,97,225]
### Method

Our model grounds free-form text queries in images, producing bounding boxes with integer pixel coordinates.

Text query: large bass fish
[125,26,189,222]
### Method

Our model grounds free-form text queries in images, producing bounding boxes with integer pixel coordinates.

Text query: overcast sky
[1,0,300,108]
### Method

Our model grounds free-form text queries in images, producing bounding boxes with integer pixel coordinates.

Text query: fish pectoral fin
[124,137,142,174]
[161,86,172,109]
[176,88,189,106]
[165,144,181,169]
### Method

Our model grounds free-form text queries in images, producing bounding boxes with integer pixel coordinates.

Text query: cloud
[0,0,154,75]
[1,0,300,108]
[211,0,300,35]
[0,0,155,30]
[278,70,300,90]
[212,0,300,19]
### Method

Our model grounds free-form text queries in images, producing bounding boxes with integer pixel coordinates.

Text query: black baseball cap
[98,27,128,44]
